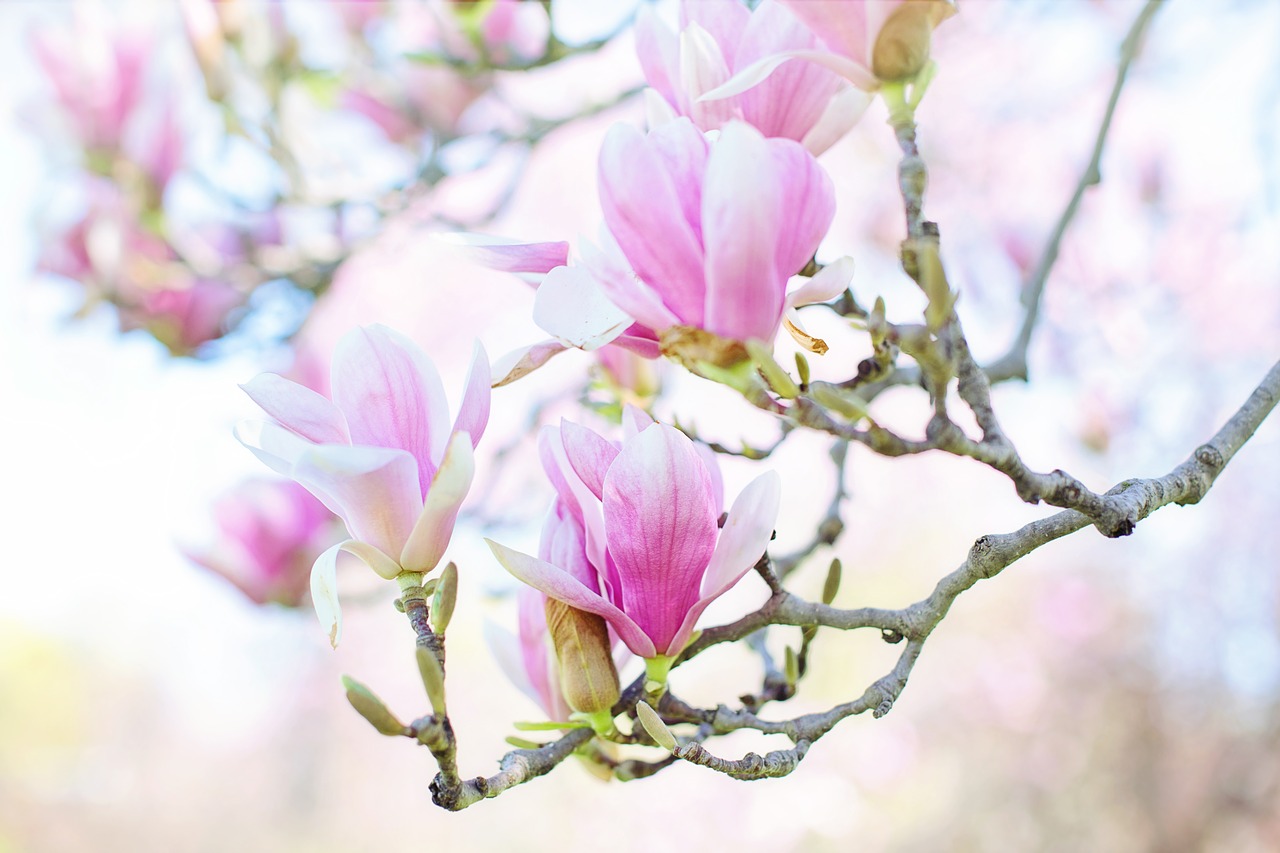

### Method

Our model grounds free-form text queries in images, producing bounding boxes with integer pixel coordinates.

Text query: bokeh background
[2,1,1278,851]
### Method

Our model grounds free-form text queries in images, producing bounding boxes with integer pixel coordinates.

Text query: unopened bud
[794,352,811,388]
[809,384,871,424]
[635,701,678,751]
[342,675,406,736]
[431,562,458,635]
[545,599,620,717]
[416,646,448,717]
[872,0,956,83]
[822,558,843,605]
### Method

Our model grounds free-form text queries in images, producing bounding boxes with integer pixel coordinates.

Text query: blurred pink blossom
[489,408,780,674]
[122,278,243,356]
[237,324,490,645]
[474,0,551,66]
[636,0,868,155]
[184,479,339,607]
[31,10,149,151]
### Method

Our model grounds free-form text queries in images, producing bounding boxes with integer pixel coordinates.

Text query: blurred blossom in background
[1,0,1279,851]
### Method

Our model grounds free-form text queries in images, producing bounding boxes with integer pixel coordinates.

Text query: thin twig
[988,0,1164,381]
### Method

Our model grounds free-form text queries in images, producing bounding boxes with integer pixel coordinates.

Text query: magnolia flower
[184,479,340,607]
[703,0,957,102]
[237,324,489,646]
[636,0,871,155]
[596,118,842,348]
[450,119,852,375]
[488,408,780,686]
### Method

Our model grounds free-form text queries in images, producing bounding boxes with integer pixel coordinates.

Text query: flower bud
[872,0,956,83]
[342,675,406,736]
[544,599,620,717]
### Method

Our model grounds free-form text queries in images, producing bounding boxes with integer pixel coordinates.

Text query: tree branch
[988,0,1164,381]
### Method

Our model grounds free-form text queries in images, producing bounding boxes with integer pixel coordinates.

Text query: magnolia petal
[621,405,655,440]
[560,420,620,502]
[235,421,347,520]
[453,341,491,450]
[235,419,312,478]
[486,540,657,658]
[681,0,750,55]
[736,1,844,143]
[611,334,662,360]
[399,432,475,573]
[693,442,726,518]
[491,340,567,388]
[783,309,830,355]
[633,4,678,106]
[540,503,597,591]
[702,122,785,342]
[598,121,708,326]
[643,87,679,130]
[699,49,877,103]
[339,540,402,580]
[310,541,353,648]
[786,256,855,309]
[602,424,718,653]
[435,232,570,278]
[580,231,680,335]
[293,443,423,560]
[663,470,781,657]
[701,470,781,598]
[240,374,349,444]
[533,265,632,351]
[330,325,450,493]
[776,0,873,66]
[540,426,610,582]
[771,138,837,280]
[800,85,873,156]
[679,23,735,128]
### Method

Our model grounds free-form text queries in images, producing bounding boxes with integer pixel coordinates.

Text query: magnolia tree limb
[423,351,1273,795]
[642,356,1278,780]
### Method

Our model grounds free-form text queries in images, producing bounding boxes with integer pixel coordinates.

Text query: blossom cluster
[32,0,556,356]
[226,0,953,727]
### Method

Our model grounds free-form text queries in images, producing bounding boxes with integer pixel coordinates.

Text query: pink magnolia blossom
[636,0,871,155]
[704,0,957,103]
[488,408,780,678]
[777,0,956,83]
[237,324,490,646]
[184,479,340,607]
[596,117,837,344]
[448,121,854,376]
